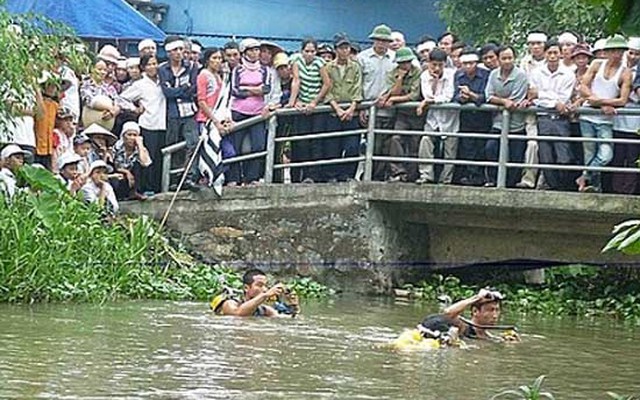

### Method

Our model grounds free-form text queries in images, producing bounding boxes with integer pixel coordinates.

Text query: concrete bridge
[122,183,640,293]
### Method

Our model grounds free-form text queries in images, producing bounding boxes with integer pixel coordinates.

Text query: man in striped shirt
[288,38,331,182]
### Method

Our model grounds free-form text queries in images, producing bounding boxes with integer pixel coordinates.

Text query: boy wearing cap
[416,48,459,185]
[158,35,200,189]
[317,44,336,63]
[377,47,422,182]
[0,145,29,198]
[454,48,491,186]
[578,34,633,193]
[56,153,86,195]
[73,134,92,176]
[113,122,152,200]
[82,160,119,214]
[324,33,364,182]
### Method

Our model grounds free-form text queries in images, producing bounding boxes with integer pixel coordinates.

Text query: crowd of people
[2,23,640,211]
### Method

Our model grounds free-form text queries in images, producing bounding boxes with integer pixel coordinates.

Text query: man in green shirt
[324,33,364,182]
[377,47,422,182]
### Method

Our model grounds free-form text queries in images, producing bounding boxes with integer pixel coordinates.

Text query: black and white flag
[198,72,232,197]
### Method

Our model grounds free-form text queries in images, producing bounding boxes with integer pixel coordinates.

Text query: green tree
[436,0,612,46]
[0,2,89,143]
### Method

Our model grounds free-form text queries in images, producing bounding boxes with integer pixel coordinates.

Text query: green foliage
[0,165,333,303]
[603,219,640,255]
[411,267,640,323]
[0,2,90,143]
[491,375,555,400]
[286,277,334,299]
[436,0,612,46]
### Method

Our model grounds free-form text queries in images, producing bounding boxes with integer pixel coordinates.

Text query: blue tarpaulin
[4,0,166,41]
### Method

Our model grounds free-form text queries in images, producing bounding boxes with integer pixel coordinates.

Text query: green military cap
[394,47,416,63]
[603,34,628,50]
[369,24,393,41]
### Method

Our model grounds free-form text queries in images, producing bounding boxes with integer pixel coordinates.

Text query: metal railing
[161,102,640,192]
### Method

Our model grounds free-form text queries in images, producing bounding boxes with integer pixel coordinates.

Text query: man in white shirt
[519,31,548,189]
[529,39,576,190]
[416,48,459,184]
[0,144,29,198]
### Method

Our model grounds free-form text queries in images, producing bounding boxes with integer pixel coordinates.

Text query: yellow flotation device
[391,329,442,351]
[209,294,229,315]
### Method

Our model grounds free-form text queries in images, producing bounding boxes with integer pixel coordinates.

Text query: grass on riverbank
[0,165,330,303]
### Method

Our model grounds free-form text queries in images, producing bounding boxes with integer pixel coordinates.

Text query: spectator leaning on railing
[377,47,422,182]
[578,34,632,193]
[484,45,529,188]
[528,38,576,191]
[454,47,491,186]
[324,33,364,182]
[416,48,459,185]
[5,30,640,198]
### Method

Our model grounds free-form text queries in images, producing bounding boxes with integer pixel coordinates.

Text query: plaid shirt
[113,140,139,170]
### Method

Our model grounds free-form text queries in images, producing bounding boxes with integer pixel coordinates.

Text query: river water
[1,297,638,399]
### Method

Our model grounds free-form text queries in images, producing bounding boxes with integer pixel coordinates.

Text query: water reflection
[0,298,638,399]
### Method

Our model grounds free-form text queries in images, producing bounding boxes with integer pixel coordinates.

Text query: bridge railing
[160,102,640,192]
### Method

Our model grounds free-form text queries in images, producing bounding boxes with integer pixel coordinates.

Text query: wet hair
[471,299,500,313]
[301,37,318,51]
[139,54,156,70]
[480,43,499,57]
[497,45,517,58]
[243,268,267,286]
[438,31,458,43]
[544,38,561,51]
[223,41,239,51]
[420,314,455,332]
[428,48,448,62]
[202,47,222,64]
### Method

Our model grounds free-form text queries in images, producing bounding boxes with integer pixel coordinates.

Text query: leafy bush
[410,267,640,323]
[0,165,332,303]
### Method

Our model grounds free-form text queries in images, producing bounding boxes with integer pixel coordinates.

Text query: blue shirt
[454,68,489,106]
[454,68,492,131]
[158,60,198,119]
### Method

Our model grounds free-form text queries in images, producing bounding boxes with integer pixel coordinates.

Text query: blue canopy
[4,0,166,41]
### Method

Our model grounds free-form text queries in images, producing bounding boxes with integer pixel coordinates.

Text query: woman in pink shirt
[197,47,239,185]
[230,38,271,184]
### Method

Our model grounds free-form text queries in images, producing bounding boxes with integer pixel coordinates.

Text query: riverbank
[0,165,331,303]
[401,268,640,324]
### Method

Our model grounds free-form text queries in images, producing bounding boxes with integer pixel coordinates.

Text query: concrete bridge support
[122,183,640,294]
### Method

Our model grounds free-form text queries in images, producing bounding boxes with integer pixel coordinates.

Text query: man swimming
[211,269,300,317]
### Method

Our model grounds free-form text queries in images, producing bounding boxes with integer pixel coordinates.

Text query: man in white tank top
[577,34,632,193]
